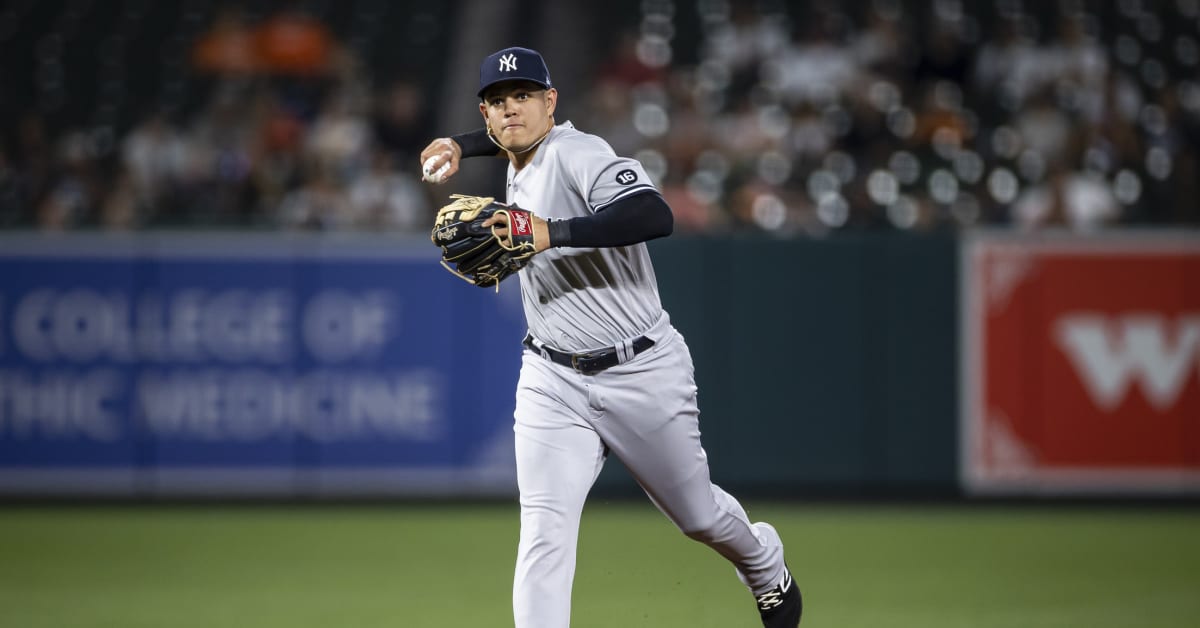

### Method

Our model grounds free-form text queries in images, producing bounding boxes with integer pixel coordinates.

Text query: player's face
[479,81,557,152]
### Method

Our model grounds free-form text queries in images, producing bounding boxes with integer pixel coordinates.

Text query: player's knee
[678,514,721,544]
[520,503,576,546]
[682,527,719,544]
[523,510,566,537]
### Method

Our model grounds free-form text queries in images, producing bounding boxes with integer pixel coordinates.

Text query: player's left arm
[546,191,673,248]
[481,191,673,254]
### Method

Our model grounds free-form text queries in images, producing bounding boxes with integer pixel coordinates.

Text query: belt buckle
[571,352,597,374]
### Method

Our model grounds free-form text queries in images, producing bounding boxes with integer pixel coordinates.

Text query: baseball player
[420,46,802,628]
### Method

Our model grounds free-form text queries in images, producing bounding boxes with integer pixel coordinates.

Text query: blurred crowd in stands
[2,0,1199,235]
[590,0,1200,234]
[1,1,438,231]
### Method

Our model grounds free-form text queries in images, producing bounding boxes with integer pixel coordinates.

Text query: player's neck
[510,147,539,170]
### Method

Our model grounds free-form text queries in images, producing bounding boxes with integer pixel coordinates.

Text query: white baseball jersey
[506,121,662,352]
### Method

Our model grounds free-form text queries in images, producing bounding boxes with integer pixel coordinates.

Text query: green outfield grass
[1,501,1197,628]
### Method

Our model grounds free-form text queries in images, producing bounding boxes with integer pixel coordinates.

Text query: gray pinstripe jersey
[507,122,663,352]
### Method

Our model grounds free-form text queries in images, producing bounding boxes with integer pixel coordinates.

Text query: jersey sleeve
[587,157,657,211]
[559,132,658,213]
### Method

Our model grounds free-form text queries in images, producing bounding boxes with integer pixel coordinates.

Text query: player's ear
[479,101,488,119]
[544,88,557,116]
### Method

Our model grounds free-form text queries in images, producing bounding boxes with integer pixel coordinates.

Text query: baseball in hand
[423,156,451,183]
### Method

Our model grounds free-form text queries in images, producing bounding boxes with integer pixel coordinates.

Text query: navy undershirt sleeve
[450,128,501,158]
[547,191,674,248]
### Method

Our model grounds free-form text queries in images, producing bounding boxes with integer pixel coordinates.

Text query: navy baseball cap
[477,46,553,98]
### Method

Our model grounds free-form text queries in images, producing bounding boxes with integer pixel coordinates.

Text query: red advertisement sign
[961,233,1200,494]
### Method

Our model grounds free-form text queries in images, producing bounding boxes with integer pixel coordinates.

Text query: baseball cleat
[756,565,802,627]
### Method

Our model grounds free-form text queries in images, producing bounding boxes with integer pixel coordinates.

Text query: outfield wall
[1,230,1196,498]
[596,233,961,496]
[0,232,525,497]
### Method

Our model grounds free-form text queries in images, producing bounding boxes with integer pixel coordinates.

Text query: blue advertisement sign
[0,233,526,497]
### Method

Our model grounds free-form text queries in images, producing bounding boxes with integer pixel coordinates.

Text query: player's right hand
[420,138,461,184]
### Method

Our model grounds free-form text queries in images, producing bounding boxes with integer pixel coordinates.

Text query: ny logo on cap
[499,53,517,72]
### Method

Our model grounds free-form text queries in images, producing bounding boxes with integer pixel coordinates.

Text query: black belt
[523,334,655,375]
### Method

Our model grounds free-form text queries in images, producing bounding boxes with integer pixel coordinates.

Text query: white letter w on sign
[1055,313,1200,411]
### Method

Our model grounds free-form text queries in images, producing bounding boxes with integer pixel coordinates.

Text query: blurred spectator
[122,112,188,218]
[580,80,644,159]
[8,115,54,226]
[772,19,864,107]
[596,29,668,87]
[853,5,909,75]
[703,4,791,75]
[972,18,1041,110]
[305,87,371,184]
[0,149,22,227]
[100,168,144,231]
[192,5,261,76]
[181,82,260,224]
[193,3,334,78]
[372,80,429,162]
[348,150,431,230]
[278,165,352,230]
[37,131,101,230]
[1052,15,1109,123]
[1013,89,1072,165]
[251,94,306,217]
[913,20,970,87]
[255,3,335,77]
[1012,167,1120,231]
